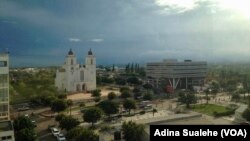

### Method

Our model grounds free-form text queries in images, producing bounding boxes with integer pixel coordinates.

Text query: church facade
[55,49,96,92]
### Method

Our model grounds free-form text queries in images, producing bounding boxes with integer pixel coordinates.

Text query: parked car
[56,133,66,141]
[18,106,30,111]
[51,127,60,137]
[144,104,153,110]
[31,120,37,127]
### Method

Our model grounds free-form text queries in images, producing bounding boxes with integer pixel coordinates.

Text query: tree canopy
[13,116,34,131]
[66,127,98,141]
[83,107,103,126]
[122,121,145,141]
[123,99,136,115]
[178,92,197,108]
[59,115,80,131]
[98,100,119,117]
[51,99,68,113]
[107,92,116,100]
[91,89,101,97]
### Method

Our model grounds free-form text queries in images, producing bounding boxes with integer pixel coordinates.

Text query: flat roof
[0,121,13,131]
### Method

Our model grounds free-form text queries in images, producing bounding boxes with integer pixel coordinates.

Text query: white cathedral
[55,49,96,93]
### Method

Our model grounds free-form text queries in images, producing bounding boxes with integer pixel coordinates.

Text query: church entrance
[76,84,81,92]
[82,84,86,92]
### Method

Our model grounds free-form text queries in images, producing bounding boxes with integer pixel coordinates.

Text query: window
[0,104,8,112]
[91,59,93,65]
[1,136,12,140]
[71,59,73,65]
[80,71,84,81]
[0,89,8,101]
[0,61,7,67]
[0,75,8,87]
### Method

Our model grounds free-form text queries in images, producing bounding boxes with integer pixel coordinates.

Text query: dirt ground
[67,88,120,101]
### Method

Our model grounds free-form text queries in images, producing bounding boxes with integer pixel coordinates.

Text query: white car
[56,133,66,141]
[51,127,60,137]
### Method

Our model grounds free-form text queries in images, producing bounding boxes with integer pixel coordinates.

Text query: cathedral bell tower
[85,49,96,90]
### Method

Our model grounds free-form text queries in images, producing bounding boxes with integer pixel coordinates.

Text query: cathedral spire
[88,48,93,55]
[68,48,74,55]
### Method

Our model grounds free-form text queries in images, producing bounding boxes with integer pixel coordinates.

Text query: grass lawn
[191,104,233,116]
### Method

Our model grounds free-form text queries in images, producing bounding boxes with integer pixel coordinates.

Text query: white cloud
[154,0,250,19]
[154,0,198,14]
[91,38,104,42]
[69,38,81,42]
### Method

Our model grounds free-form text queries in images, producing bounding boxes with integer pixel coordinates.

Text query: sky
[0,0,250,67]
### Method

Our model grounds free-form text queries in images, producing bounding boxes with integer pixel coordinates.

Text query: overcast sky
[1,0,250,67]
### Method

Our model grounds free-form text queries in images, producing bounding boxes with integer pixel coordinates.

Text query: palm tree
[67,99,73,116]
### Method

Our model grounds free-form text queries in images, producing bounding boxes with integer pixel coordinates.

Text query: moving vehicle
[51,127,60,137]
[56,133,66,141]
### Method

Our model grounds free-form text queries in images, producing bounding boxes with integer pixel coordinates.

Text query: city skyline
[1,0,250,67]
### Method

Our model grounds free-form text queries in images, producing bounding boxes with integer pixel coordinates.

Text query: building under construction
[146,59,207,92]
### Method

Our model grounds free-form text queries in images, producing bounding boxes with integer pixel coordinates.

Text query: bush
[94,97,101,102]
[114,131,121,140]
[58,94,67,99]
[242,108,250,122]
[139,111,146,115]
[99,125,114,132]
[213,108,236,117]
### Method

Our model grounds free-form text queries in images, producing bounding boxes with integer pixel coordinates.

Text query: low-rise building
[146,59,207,90]
[0,121,15,141]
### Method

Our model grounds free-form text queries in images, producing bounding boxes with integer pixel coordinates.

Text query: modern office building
[146,59,207,91]
[55,49,96,93]
[0,52,9,120]
[0,52,15,141]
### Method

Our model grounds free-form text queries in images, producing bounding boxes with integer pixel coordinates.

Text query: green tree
[59,115,80,131]
[91,89,101,97]
[143,93,153,101]
[13,116,34,131]
[143,83,153,90]
[153,108,157,117]
[127,77,141,85]
[112,64,115,72]
[15,128,36,141]
[242,108,250,122]
[94,96,101,103]
[115,77,126,85]
[238,88,246,98]
[120,87,130,93]
[121,90,131,99]
[41,95,57,106]
[107,92,116,100]
[83,107,103,127]
[55,114,66,122]
[51,99,68,113]
[210,81,220,94]
[66,127,98,141]
[58,94,67,99]
[131,63,134,73]
[79,102,85,108]
[98,100,119,118]
[13,116,36,141]
[122,121,145,141]
[178,92,197,108]
[123,99,136,115]
[205,89,210,104]
[231,93,241,102]
[75,128,99,141]
[133,87,141,93]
